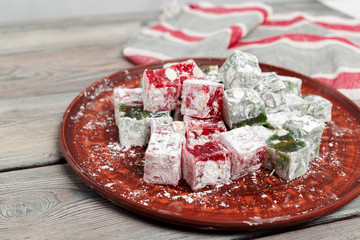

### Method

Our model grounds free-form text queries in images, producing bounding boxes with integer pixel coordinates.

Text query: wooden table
[1,1,360,239]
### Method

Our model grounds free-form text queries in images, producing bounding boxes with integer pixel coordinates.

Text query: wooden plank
[0,12,158,55]
[0,44,132,99]
[0,164,359,240]
[257,218,360,240]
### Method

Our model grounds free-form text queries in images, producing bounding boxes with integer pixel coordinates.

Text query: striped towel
[123,2,360,101]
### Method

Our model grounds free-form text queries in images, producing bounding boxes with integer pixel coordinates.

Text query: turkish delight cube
[219,50,262,90]
[149,117,174,134]
[285,94,309,116]
[114,103,171,146]
[250,125,275,142]
[255,72,289,113]
[183,116,226,146]
[249,126,276,170]
[181,79,224,119]
[144,131,183,186]
[303,94,332,122]
[168,59,206,83]
[219,126,267,180]
[182,141,231,190]
[142,67,181,111]
[265,129,310,181]
[113,87,143,105]
[223,88,266,129]
[113,87,143,126]
[283,115,325,159]
[200,65,222,83]
[279,75,302,96]
[266,111,299,129]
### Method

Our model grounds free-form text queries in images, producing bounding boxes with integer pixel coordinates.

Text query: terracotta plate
[60,58,360,230]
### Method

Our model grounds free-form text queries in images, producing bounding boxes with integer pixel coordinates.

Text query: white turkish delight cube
[267,111,299,129]
[250,125,275,142]
[114,103,171,146]
[183,116,226,146]
[142,67,181,111]
[181,79,224,119]
[223,87,266,129]
[144,131,183,186]
[283,115,325,159]
[278,75,302,96]
[219,126,267,180]
[219,50,262,90]
[285,94,309,116]
[265,129,310,181]
[182,141,231,191]
[255,72,289,113]
[303,94,332,122]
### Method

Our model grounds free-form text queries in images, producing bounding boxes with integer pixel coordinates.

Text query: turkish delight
[266,111,299,129]
[168,59,206,83]
[265,129,310,181]
[255,72,288,113]
[219,50,262,90]
[303,94,332,122]
[183,116,226,146]
[279,75,302,96]
[114,103,171,146]
[181,79,224,119]
[143,130,183,186]
[182,141,231,190]
[200,65,222,83]
[223,87,266,129]
[142,67,181,111]
[220,126,267,180]
[285,94,309,116]
[283,115,325,159]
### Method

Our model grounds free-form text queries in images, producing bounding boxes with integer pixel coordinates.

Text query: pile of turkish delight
[113,50,332,190]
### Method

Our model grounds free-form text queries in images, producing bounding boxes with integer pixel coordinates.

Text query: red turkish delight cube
[181,79,224,119]
[182,141,231,190]
[183,115,226,146]
[168,59,206,84]
[142,67,181,111]
[219,126,266,180]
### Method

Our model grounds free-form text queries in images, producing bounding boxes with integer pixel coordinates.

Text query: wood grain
[0,164,359,240]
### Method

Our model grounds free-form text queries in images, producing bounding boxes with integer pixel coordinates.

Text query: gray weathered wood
[0,164,359,240]
[257,217,360,240]
[0,44,133,170]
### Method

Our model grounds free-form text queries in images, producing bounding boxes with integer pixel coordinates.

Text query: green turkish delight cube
[115,102,171,146]
[303,94,332,122]
[255,72,288,113]
[283,115,325,159]
[279,75,302,96]
[265,129,310,181]
[285,94,309,116]
[219,50,262,90]
[223,88,266,129]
